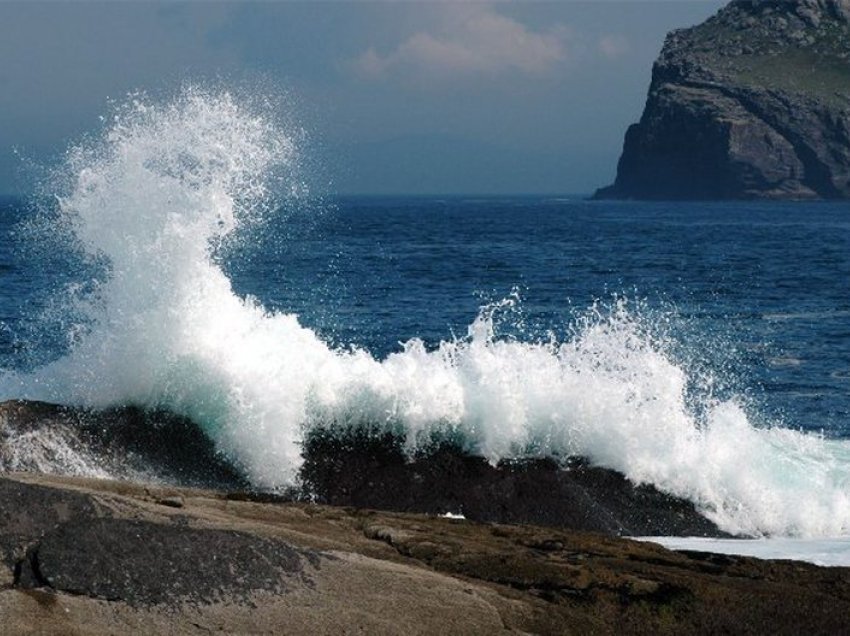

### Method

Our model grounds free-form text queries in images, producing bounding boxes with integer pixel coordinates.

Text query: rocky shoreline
[2,399,850,633]
[300,430,725,537]
[1,400,723,537]
[1,471,849,634]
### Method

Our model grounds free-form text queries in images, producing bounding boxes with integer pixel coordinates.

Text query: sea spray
[3,87,850,537]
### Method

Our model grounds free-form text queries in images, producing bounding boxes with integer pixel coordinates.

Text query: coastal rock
[0,400,248,490]
[0,478,100,571]
[0,474,516,634]
[595,0,850,200]
[1,400,726,537]
[300,432,726,537]
[0,566,11,589]
[33,518,308,605]
[1,472,850,635]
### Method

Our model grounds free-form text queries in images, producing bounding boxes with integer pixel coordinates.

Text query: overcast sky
[0,1,724,196]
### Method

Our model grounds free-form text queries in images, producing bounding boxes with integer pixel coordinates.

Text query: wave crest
[3,87,850,538]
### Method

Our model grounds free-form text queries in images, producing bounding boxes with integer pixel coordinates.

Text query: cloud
[598,34,630,60]
[351,4,568,81]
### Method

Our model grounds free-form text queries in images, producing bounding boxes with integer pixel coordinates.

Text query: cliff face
[596,0,850,200]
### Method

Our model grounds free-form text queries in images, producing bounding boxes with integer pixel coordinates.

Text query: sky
[0,1,725,196]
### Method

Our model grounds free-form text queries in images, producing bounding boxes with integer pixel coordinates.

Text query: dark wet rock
[28,518,308,605]
[0,400,248,490]
[595,0,850,200]
[300,432,727,537]
[2,400,726,537]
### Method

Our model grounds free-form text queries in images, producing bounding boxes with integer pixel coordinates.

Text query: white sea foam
[638,536,850,568]
[3,87,850,538]
[0,420,112,479]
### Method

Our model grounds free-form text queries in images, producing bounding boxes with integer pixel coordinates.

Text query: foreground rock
[1,400,724,537]
[1,472,849,635]
[595,0,850,200]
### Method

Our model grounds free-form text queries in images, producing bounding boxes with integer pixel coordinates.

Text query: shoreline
[1,399,724,537]
[2,470,849,634]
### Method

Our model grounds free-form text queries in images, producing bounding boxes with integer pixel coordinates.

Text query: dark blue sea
[5,194,849,436]
[250,196,850,438]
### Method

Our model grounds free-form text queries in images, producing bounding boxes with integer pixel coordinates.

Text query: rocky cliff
[595,0,850,200]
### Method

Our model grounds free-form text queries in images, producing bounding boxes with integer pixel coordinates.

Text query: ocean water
[2,88,850,557]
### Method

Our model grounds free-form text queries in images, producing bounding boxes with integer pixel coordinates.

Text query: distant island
[595,0,850,200]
